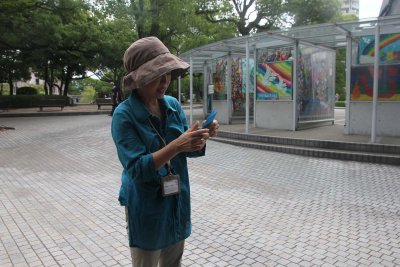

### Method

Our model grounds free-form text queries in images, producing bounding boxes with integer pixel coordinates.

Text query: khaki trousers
[125,207,184,267]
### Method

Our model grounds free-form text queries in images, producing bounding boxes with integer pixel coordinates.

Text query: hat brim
[123,53,190,90]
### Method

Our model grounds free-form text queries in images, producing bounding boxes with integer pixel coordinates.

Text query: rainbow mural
[256,61,292,100]
[359,33,400,64]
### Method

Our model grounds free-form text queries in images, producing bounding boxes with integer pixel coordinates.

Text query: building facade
[380,0,400,16]
[341,0,359,16]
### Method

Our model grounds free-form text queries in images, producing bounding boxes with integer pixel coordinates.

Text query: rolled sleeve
[112,112,159,184]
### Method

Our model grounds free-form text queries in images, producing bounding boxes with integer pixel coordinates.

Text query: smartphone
[202,109,217,128]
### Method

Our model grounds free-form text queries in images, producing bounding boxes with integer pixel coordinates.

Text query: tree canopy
[195,0,342,35]
[1,0,349,97]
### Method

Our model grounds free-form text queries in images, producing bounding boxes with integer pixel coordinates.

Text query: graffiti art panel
[297,45,335,121]
[212,58,227,100]
[351,64,400,101]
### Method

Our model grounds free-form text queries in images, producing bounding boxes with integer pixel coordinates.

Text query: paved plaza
[1,115,400,267]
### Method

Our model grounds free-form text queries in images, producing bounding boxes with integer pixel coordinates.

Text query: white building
[15,68,62,95]
[341,0,359,16]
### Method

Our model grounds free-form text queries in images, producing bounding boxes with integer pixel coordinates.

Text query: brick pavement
[1,115,400,266]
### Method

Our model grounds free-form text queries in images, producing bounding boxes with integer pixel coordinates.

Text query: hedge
[16,87,38,95]
[335,101,345,107]
[0,95,70,108]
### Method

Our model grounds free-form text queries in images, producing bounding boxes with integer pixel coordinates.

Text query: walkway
[1,115,400,266]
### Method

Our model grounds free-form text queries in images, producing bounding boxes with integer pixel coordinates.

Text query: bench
[0,99,9,112]
[96,98,113,110]
[38,99,66,111]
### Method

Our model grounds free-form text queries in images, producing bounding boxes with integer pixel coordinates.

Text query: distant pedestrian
[335,93,340,102]
[110,83,122,116]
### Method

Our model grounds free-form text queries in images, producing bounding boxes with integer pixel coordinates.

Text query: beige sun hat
[123,36,190,90]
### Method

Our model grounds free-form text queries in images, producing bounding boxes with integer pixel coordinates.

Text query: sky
[359,0,384,19]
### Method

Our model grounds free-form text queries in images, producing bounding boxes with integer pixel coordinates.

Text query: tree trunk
[59,81,64,96]
[132,0,145,38]
[8,81,13,95]
[149,0,160,37]
[7,70,13,95]
[59,69,65,95]
[63,66,73,96]
[49,67,54,95]
[44,63,49,95]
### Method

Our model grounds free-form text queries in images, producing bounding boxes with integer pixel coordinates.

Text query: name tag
[161,174,180,197]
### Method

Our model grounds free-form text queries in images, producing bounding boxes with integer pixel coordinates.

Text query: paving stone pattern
[1,116,400,267]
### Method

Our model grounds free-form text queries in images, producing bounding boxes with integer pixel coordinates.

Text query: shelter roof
[180,15,400,72]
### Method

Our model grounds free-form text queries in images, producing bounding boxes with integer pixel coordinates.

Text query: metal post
[245,39,250,133]
[189,56,193,125]
[178,76,181,104]
[203,63,208,117]
[371,24,380,143]
[345,36,352,134]
[227,54,232,124]
[253,46,257,128]
[292,40,299,131]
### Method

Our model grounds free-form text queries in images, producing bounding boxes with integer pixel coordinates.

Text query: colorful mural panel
[359,33,400,64]
[231,56,243,111]
[257,47,293,64]
[212,58,227,100]
[241,58,255,94]
[256,61,292,100]
[350,64,400,101]
[297,45,335,121]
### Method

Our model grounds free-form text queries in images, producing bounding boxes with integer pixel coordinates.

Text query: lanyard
[148,118,172,173]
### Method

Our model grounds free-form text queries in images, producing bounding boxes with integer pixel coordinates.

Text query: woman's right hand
[172,121,209,153]
[152,121,209,170]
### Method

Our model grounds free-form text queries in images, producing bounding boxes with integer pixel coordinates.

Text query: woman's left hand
[208,120,219,137]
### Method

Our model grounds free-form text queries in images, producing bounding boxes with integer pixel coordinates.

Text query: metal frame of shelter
[179,15,400,142]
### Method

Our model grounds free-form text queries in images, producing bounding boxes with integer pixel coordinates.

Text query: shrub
[30,84,45,95]
[0,95,70,108]
[335,101,345,107]
[80,86,96,103]
[16,87,38,95]
[0,83,10,96]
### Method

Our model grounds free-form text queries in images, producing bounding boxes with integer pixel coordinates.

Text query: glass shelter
[180,15,400,141]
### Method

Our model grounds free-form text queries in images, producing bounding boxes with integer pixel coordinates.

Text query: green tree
[80,85,97,103]
[94,0,237,100]
[1,0,238,100]
[0,0,101,95]
[286,0,342,27]
[0,0,40,94]
[195,0,287,35]
[92,8,136,87]
[0,51,30,95]
[69,78,112,97]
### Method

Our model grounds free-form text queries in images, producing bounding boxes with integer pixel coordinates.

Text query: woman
[111,37,219,267]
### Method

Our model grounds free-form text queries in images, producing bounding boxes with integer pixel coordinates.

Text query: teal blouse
[111,92,205,250]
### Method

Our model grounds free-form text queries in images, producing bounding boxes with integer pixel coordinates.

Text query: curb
[213,131,400,165]
[0,111,110,118]
[217,131,400,154]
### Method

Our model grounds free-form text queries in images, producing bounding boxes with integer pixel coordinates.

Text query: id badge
[161,174,180,197]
